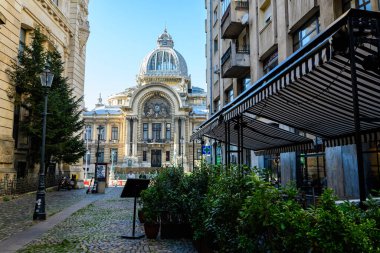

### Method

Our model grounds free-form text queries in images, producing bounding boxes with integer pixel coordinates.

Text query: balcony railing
[221,0,249,39]
[221,46,232,66]
[235,0,249,9]
[140,138,173,144]
[221,41,250,78]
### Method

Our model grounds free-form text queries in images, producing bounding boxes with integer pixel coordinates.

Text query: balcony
[221,41,250,78]
[221,0,249,39]
[140,138,172,144]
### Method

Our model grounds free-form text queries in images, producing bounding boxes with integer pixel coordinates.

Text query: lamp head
[39,64,54,88]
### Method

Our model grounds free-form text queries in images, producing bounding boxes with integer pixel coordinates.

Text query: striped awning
[202,114,313,151]
[191,9,380,152]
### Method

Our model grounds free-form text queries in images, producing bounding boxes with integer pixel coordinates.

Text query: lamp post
[33,64,54,220]
[110,149,114,185]
[180,136,184,169]
[84,126,90,180]
[94,125,103,192]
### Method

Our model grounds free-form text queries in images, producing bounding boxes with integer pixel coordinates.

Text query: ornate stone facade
[83,30,207,177]
[0,0,90,179]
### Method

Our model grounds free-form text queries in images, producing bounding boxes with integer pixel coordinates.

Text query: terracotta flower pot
[138,209,145,223]
[144,223,160,239]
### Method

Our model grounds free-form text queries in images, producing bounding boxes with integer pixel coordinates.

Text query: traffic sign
[202,145,211,155]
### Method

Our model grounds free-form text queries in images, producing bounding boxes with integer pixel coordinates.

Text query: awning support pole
[224,121,228,167]
[240,116,244,169]
[348,16,366,206]
[192,139,195,171]
[227,121,231,166]
[237,117,241,166]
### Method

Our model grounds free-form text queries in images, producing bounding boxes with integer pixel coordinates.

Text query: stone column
[124,118,129,157]
[132,118,138,156]
[276,0,292,63]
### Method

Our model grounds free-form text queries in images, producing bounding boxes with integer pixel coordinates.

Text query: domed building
[83,29,207,179]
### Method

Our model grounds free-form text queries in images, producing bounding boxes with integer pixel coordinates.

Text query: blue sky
[84,0,207,109]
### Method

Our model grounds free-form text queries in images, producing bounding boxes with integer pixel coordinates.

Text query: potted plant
[140,185,160,239]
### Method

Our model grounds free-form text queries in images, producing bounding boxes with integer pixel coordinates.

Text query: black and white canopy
[192,9,380,152]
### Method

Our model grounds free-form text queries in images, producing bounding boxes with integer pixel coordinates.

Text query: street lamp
[180,136,184,169]
[84,126,91,180]
[33,64,54,220]
[94,125,104,192]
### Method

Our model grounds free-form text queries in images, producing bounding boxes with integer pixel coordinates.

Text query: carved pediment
[144,96,170,118]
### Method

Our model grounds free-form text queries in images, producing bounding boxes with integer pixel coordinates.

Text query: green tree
[8,28,85,170]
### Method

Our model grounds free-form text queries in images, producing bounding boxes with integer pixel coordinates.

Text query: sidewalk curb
[0,195,100,253]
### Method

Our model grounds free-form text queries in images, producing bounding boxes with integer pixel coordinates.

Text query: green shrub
[238,175,311,253]
[204,166,252,252]
[183,163,212,240]
[2,196,11,202]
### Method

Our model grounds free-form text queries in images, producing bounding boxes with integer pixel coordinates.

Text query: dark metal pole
[95,125,103,192]
[192,139,195,171]
[240,116,244,168]
[33,91,48,220]
[348,16,366,205]
[237,118,241,166]
[227,121,231,165]
[224,122,227,166]
[182,138,184,169]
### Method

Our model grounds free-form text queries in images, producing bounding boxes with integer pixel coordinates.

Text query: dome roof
[138,29,188,81]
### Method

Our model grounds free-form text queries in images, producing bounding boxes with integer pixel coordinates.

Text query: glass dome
[138,29,189,80]
[148,50,177,71]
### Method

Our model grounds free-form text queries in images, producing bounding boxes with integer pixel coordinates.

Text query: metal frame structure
[191,9,380,204]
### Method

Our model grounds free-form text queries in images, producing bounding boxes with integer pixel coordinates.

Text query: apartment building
[199,0,380,200]
[0,0,90,179]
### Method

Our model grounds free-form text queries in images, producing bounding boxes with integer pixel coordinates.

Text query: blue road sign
[202,145,211,155]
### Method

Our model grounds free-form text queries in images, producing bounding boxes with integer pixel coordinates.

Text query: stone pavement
[0,187,91,242]
[1,187,197,253]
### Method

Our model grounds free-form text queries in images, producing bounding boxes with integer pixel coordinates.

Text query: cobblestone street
[0,187,92,242]
[3,187,196,253]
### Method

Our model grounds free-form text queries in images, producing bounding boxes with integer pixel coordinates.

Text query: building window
[19,28,26,54]
[213,36,218,54]
[97,148,104,163]
[226,88,234,103]
[357,0,371,9]
[259,0,272,29]
[85,125,92,141]
[297,153,326,195]
[99,126,105,140]
[213,99,221,113]
[213,6,218,25]
[110,148,118,163]
[263,50,278,74]
[52,0,58,5]
[143,151,147,161]
[363,141,380,193]
[152,123,161,140]
[239,77,251,94]
[143,123,149,140]
[166,151,170,161]
[343,0,372,11]
[165,123,171,140]
[222,0,231,15]
[293,15,320,51]
[111,127,118,140]
[117,99,122,105]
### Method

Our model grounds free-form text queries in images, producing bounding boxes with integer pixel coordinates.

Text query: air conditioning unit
[213,65,220,74]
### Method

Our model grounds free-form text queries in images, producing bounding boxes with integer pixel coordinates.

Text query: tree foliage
[8,29,85,168]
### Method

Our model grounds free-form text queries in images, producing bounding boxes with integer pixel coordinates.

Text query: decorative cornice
[35,0,74,37]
